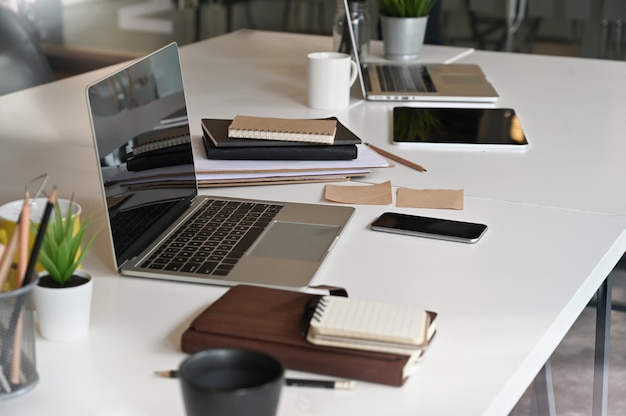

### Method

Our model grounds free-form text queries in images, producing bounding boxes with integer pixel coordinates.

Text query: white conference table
[1,30,626,416]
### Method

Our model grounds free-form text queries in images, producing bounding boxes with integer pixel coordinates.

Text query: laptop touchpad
[440,73,483,85]
[250,222,340,262]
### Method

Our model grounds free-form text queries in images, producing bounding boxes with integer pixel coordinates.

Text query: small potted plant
[32,198,96,342]
[377,0,439,60]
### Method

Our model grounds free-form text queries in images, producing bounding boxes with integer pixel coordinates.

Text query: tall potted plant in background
[33,199,96,342]
[377,0,438,60]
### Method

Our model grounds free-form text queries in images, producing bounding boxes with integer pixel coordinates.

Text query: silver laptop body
[86,43,354,288]
[342,0,499,103]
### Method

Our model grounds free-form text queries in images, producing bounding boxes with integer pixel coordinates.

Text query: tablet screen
[392,107,528,149]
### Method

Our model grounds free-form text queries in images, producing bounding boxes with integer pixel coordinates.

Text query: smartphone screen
[371,212,487,243]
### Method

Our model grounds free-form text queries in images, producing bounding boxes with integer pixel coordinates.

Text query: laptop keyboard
[376,65,436,93]
[111,200,179,260]
[140,199,283,277]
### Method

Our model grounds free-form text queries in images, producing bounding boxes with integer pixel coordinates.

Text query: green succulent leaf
[34,199,97,285]
[377,0,437,17]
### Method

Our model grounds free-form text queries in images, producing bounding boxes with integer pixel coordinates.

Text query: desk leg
[592,275,612,416]
[531,360,556,416]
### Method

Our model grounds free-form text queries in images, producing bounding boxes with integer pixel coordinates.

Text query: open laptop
[86,43,354,288]
[341,0,499,103]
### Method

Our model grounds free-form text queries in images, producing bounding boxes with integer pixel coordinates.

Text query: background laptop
[341,0,499,103]
[86,43,354,288]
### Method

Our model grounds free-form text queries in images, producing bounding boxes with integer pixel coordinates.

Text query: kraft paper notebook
[228,116,337,144]
[181,285,436,386]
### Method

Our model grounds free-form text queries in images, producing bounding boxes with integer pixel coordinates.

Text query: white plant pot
[380,15,429,60]
[33,270,93,342]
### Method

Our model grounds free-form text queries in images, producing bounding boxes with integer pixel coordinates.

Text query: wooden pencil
[16,191,30,287]
[365,143,427,173]
[0,230,19,292]
[0,192,30,292]
[11,191,29,384]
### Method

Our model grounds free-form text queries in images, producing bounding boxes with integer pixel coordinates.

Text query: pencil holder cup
[0,279,39,400]
[0,198,82,289]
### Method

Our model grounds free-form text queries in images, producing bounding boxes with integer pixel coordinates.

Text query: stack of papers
[107,137,389,189]
[192,137,389,187]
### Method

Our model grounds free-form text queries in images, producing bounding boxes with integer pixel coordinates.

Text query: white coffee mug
[307,52,358,110]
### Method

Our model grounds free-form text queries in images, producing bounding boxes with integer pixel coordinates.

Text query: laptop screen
[86,43,197,268]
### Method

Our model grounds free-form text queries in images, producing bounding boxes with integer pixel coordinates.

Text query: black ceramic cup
[179,348,284,416]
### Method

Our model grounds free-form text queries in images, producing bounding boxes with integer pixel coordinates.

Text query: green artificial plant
[377,0,438,17]
[36,200,96,286]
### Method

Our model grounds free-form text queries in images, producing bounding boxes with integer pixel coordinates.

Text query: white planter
[380,15,429,60]
[33,271,93,342]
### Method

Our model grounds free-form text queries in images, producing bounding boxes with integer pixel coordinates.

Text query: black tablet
[392,107,528,150]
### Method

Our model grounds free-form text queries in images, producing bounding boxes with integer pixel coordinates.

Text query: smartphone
[370,212,487,243]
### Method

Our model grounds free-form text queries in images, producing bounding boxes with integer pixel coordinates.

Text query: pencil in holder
[0,279,38,400]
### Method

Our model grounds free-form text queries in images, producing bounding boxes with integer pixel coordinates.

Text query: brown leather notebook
[181,285,420,387]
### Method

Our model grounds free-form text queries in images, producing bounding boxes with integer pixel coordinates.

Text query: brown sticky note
[325,181,393,205]
[396,188,464,210]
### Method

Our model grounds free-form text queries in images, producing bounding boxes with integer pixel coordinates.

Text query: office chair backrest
[0,6,55,96]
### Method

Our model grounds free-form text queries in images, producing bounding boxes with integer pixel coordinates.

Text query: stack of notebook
[201,116,362,161]
[181,285,437,386]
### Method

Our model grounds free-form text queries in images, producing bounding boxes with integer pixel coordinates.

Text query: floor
[509,262,626,416]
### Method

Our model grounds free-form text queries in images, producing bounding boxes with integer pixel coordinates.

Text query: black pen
[154,370,356,390]
[285,378,356,390]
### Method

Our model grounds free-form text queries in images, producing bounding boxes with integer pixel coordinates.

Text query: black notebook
[201,117,361,161]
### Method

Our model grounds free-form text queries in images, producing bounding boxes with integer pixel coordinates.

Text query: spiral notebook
[306,296,437,355]
[228,116,337,144]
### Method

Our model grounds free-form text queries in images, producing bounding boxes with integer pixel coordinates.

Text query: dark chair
[0,6,55,96]
[461,0,539,53]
